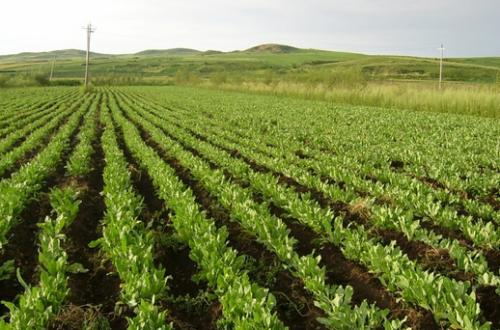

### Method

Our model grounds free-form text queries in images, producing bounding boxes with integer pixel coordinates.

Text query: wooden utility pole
[84,23,95,87]
[438,44,445,90]
[49,55,56,81]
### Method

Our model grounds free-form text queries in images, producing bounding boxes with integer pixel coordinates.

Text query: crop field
[0,86,499,329]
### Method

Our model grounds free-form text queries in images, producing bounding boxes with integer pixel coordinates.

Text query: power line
[83,23,96,87]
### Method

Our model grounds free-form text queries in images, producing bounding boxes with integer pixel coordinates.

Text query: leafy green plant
[93,104,170,327]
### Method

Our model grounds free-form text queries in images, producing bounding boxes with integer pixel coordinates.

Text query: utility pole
[438,44,445,90]
[83,23,96,87]
[49,55,56,82]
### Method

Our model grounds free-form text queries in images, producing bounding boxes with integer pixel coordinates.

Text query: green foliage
[33,73,50,86]
[205,81,500,118]
[50,79,81,86]
[0,72,53,87]
[0,76,9,87]
[210,70,229,85]
[0,260,14,281]
[80,84,95,94]
[174,67,200,84]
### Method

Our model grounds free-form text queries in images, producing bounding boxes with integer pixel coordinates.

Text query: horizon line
[1,43,499,59]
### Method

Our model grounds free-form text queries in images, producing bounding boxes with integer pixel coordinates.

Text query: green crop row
[0,187,81,329]
[92,102,170,329]
[65,94,100,176]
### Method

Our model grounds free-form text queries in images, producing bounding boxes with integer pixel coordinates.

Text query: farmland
[1,45,499,118]
[0,85,499,329]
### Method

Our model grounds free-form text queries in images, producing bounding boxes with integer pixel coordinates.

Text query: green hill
[244,44,300,53]
[0,49,108,61]
[134,48,201,56]
[0,43,499,85]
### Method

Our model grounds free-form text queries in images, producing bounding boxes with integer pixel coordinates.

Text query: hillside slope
[0,44,499,84]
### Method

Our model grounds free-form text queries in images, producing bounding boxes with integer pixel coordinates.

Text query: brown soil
[250,164,493,279]
[390,159,405,170]
[484,194,500,212]
[484,249,500,271]
[319,244,438,329]
[295,149,310,160]
[476,286,500,328]
[170,128,498,325]
[0,192,52,316]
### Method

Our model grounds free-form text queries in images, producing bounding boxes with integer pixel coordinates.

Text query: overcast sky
[1,0,499,57]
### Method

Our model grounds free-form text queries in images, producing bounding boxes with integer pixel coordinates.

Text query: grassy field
[203,80,500,118]
[0,85,499,329]
[1,44,499,118]
[1,44,499,83]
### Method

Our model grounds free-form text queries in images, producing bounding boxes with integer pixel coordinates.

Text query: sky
[1,0,499,57]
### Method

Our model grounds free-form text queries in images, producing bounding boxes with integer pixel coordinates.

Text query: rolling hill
[134,48,202,56]
[0,44,499,85]
[0,49,108,61]
[244,43,300,53]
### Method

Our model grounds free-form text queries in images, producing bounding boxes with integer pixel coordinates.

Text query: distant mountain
[203,50,224,55]
[1,44,499,87]
[0,49,108,61]
[244,44,300,53]
[0,44,307,61]
[135,48,201,56]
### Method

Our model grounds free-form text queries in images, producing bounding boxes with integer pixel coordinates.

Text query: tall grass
[199,80,500,118]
